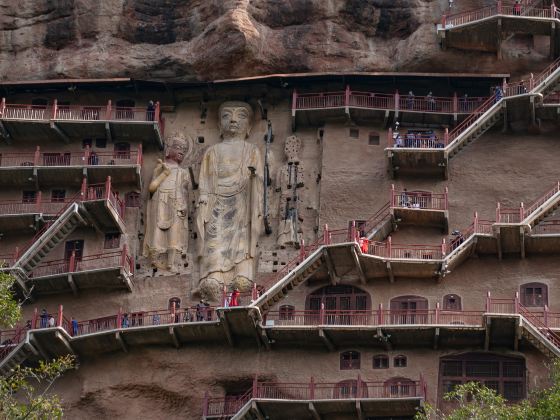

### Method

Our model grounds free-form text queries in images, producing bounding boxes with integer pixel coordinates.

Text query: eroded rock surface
[0,1,548,83]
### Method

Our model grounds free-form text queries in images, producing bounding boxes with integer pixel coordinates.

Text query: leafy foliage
[0,272,20,329]
[0,356,75,420]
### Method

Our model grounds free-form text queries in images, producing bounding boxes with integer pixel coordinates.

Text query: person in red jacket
[230,288,241,307]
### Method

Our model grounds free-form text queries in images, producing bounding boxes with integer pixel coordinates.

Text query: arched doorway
[384,377,416,397]
[390,295,428,324]
[333,379,368,399]
[306,285,371,325]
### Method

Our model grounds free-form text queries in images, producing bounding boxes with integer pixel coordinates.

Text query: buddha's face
[220,106,251,138]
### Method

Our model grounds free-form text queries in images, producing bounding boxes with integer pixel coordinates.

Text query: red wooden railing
[496,181,560,223]
[31,249,133,279]
[203,377,426,417]
[292,88,487,115]
[532,220,560,234]
[390,186,448,210]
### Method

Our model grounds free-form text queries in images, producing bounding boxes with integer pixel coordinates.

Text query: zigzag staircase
[10,199,87,294]
[518,304,560,358]
[522,181,560,228]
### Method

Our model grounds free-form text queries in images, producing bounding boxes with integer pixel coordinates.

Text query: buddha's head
[218,101,253,139]
[165,133,189,164]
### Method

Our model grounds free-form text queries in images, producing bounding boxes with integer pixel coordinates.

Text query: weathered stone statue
[144,134,190,271]
[276,135,305,248]
[197,101,263,299]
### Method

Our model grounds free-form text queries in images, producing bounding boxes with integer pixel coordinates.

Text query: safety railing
[391,186,448,210]
[447,95,497,146]
[1,99,164,135]
[203,377,426,417]
[85,178,126,222]
[264,308,484,327]
[496,181,560,223]
[31,249,133,279]
[293,87,488,115]
[389,131,446,149]
[532,220,560,234]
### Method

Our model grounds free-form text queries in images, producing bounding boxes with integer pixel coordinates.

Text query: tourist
[230,288,241,307]
[40,309,48,328]
[514,0,521,15]
[196,300,205,321]
[460,94,469,112]
[426,92,435,111]
[71,317,78,336]
[359,237,369,253]
[407,91,415,109]
[451,230,465,250]
[203,300,211,320]
[121,313,129,328]
[395,133,404,147]
[152,314,161,325]
[518,81,527,94]
[48,315,55,328]
[400,188,410,207]
[147,100,155,121]
[495,86,503,102]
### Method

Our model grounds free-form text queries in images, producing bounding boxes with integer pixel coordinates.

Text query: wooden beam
[308,402,321,420]
[318,329,335,352]
[323,249,339,285]
[50,122,70,143]
[433,327,440,350]
[251,401,265,420]
[356,400,364,420]
[484,317,491,351]
[105,122,113,144]
[496,231,503,260]
[351,247,367,284]
[115,331,128,353]
[520,226,525,259]
[219,311,235,347]
[67,274,78,296]
[169,326,180,349]
[386,261,394,283]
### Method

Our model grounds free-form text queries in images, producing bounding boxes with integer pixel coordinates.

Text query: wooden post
[105,176,112,200]
[515,291,520,313]
[391,184,395,206]
[137,143,143,165]
[394,90,400,111]
[387,236,392,258]
[69,250,76,273]
[33,146,40,166]
[106,100,112,120]
[202,392,209,417]
[323,224,329,245]
[520,202,525,221]
[444,186,449,210]
[0,97,5,117]
[309,376,315,400]
[356,374,362,398]
[441,15,447,27]
[52,99,58,119]
[444,127,449,145]
[320,302,325,325]
[496,202,501,223]
[378,303,384,325]
[292,89,298,113]
[486,291,491,312]
[453,92,458,114]
[441,238,446,257]
[80,177,87,201]
[544,305,549,327]
[84,145,90,165]
[299,239,306,262]
[57,304,63,327]
[36,191,42,213]
[345,85,351,114]
[32,308,38,329]
[171,302,176,323]
[497,0,502,13]
[117,308,123,328]
[474,211,479,232]
[387,127,393,147]
[155,101,161,124]
[435,302,440,324]
[252,375,258,398]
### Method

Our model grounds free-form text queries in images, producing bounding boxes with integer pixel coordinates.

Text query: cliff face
[0,0,540,81]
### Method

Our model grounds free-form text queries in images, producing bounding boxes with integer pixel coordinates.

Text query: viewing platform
[0,99,164,148]
[437,1,560,58]
[0,145,142,188]
[291,86,488,129]
[494,181,560,257]
[2,292,559,380]
[390,185,449,232]
[386,57,560,178]
[203,377,427,420]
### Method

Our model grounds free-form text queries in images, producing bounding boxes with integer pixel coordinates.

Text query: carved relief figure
[144,134,190,270]
[276,135,305,248]
[197,102,263,298]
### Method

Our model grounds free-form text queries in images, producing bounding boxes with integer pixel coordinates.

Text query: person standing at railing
[514,0,521,15]
[71,317,78,336]
[230,288,241,307]
[146,100,155,121]
[494,86,503,103]
[40,309,48,328]
[460,94,469,112]
[426,92,436,111]
[407,91,415,109]
[48,315,55,328]
[121,313,129,328]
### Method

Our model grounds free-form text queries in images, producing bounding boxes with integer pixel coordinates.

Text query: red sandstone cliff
[0,0,548,81]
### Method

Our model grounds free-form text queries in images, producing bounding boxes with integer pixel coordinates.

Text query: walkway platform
[390,186,449,232]
[0,99,164,148]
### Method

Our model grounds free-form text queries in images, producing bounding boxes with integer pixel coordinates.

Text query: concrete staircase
[523,182,560,228]
[0,341,34,377]
[10,203,87,293]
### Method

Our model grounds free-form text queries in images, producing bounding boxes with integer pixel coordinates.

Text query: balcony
[203,377,426,419]
[0,99,164,148]
[28,249,134,295]
[291,87,488,129]
[390,185,449,232]
[0,145,142,188]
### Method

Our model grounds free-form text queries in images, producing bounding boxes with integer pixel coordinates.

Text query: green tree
[0,272,74,419]
[416,360,560,420]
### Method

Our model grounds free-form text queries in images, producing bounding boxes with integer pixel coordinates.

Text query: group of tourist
[393,129,443,148]
[406,91,437,111]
